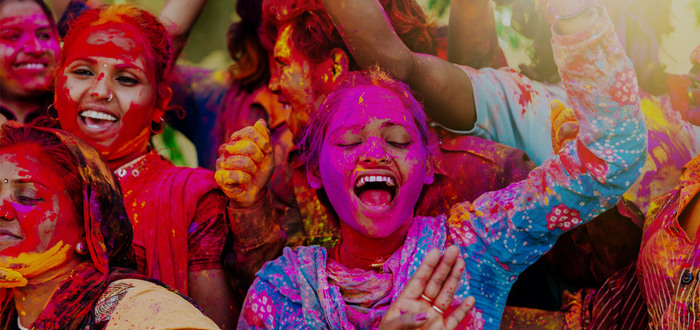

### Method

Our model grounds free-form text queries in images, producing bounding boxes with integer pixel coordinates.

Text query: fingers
[432,256,465,312]
[221,140,265,163]
[217,155,257,174]
[444,296,475,330]
[253,119,272,152]
[421,245,461,301]
[215,169,252,187]
[223,120,271,154]
[378,312,429,330]
[398,248,441,300]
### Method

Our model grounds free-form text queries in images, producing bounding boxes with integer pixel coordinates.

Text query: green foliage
[693,0,700,26]
[426,0,451,17]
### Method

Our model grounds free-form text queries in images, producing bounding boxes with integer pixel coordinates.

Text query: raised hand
[550,99,579,154]
[378,246,475,330]
[215,119,274,208]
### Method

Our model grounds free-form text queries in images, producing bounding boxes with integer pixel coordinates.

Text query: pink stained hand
[378,246,476,330]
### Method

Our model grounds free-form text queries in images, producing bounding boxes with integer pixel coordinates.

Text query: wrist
[228,187,268,209]
[548,0,592,20]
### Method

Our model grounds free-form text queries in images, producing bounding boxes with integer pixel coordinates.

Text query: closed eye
[17,195,42,205]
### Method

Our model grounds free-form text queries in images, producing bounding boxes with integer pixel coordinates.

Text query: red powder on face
[54,23,157,164]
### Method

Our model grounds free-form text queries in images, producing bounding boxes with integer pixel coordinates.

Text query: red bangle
[549,0,592,20]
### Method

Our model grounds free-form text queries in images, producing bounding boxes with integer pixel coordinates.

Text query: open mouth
[13,62,47,71]
[354,174,397,207]
[80,110,118,130]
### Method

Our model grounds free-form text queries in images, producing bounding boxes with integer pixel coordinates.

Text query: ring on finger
[420,294,434,303]
[432,305,445,315]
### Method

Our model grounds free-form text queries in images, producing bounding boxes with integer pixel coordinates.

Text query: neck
[106,147,149,171]
[13,259,84,327]
[335,218,413,271]
[0,96,45,123]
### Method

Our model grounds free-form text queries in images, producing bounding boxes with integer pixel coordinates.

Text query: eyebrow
[70,57,98,65]
[15,178,50,190]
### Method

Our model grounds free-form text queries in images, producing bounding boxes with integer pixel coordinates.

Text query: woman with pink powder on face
[236,6,647,324]
[0,0,60,125]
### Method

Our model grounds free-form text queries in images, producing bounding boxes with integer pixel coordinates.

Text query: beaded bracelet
[548,0,593,21]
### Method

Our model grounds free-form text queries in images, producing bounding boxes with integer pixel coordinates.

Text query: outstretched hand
[378,246,475,330]
[550,99,579,154]
[215,119,274,208]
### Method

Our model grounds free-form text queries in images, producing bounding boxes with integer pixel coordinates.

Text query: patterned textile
[94,279,218,329]
[636,154,700,328]
[239,11,647,329]
[459,54,700,214]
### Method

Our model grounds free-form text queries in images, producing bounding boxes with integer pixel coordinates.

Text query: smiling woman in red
[51,5,284,328]
[0,0,60,124]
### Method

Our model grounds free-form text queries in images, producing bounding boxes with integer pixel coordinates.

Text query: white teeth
[355,175,396,188]
[80,110,117,122]
[15,63,46,70]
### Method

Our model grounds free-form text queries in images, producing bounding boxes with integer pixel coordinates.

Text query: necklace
[114,154,149,178]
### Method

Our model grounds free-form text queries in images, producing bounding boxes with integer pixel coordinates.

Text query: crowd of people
[0,0,697,328]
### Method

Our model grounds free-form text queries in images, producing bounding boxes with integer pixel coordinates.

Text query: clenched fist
[215,119,275,208]
[550,99,579,154]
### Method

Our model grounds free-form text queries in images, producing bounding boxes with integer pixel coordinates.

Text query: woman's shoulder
[98,278,219,330]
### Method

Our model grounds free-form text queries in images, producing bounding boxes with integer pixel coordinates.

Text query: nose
[22,34,43,55]
[269,63,281,93]
[359,138,390,164]
[89,73,112,101]
[0,200,17,221]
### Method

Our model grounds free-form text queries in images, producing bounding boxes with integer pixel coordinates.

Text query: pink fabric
[117,151,226,294]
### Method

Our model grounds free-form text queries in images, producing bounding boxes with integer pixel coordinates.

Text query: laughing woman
[51,5,284,328]
[0,123,217,329]
[237,6,647,328]
[0,0,60,124]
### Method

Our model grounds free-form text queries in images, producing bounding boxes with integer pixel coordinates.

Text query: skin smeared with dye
[0,145,82,287]
[269,23,339,141]
[54,23,162,169]
[0,0,59,121]
[310,85,434,269]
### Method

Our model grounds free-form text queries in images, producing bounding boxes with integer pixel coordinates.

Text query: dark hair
[263,0,436,69]
[299,67,436,169]
[498,0,673,95]
[0,123,83,219]
[0,0,58,32]
[58,5,174,110]
[227,0,270,92]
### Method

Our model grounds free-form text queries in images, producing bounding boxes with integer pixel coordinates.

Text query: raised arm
[322,0,478,131]
[158,0,209,60]
[447,5,646,321]
[448,0,507,69]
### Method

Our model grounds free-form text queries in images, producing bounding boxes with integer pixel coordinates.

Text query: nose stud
[0,202,16,220]
[2,179,7,184]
